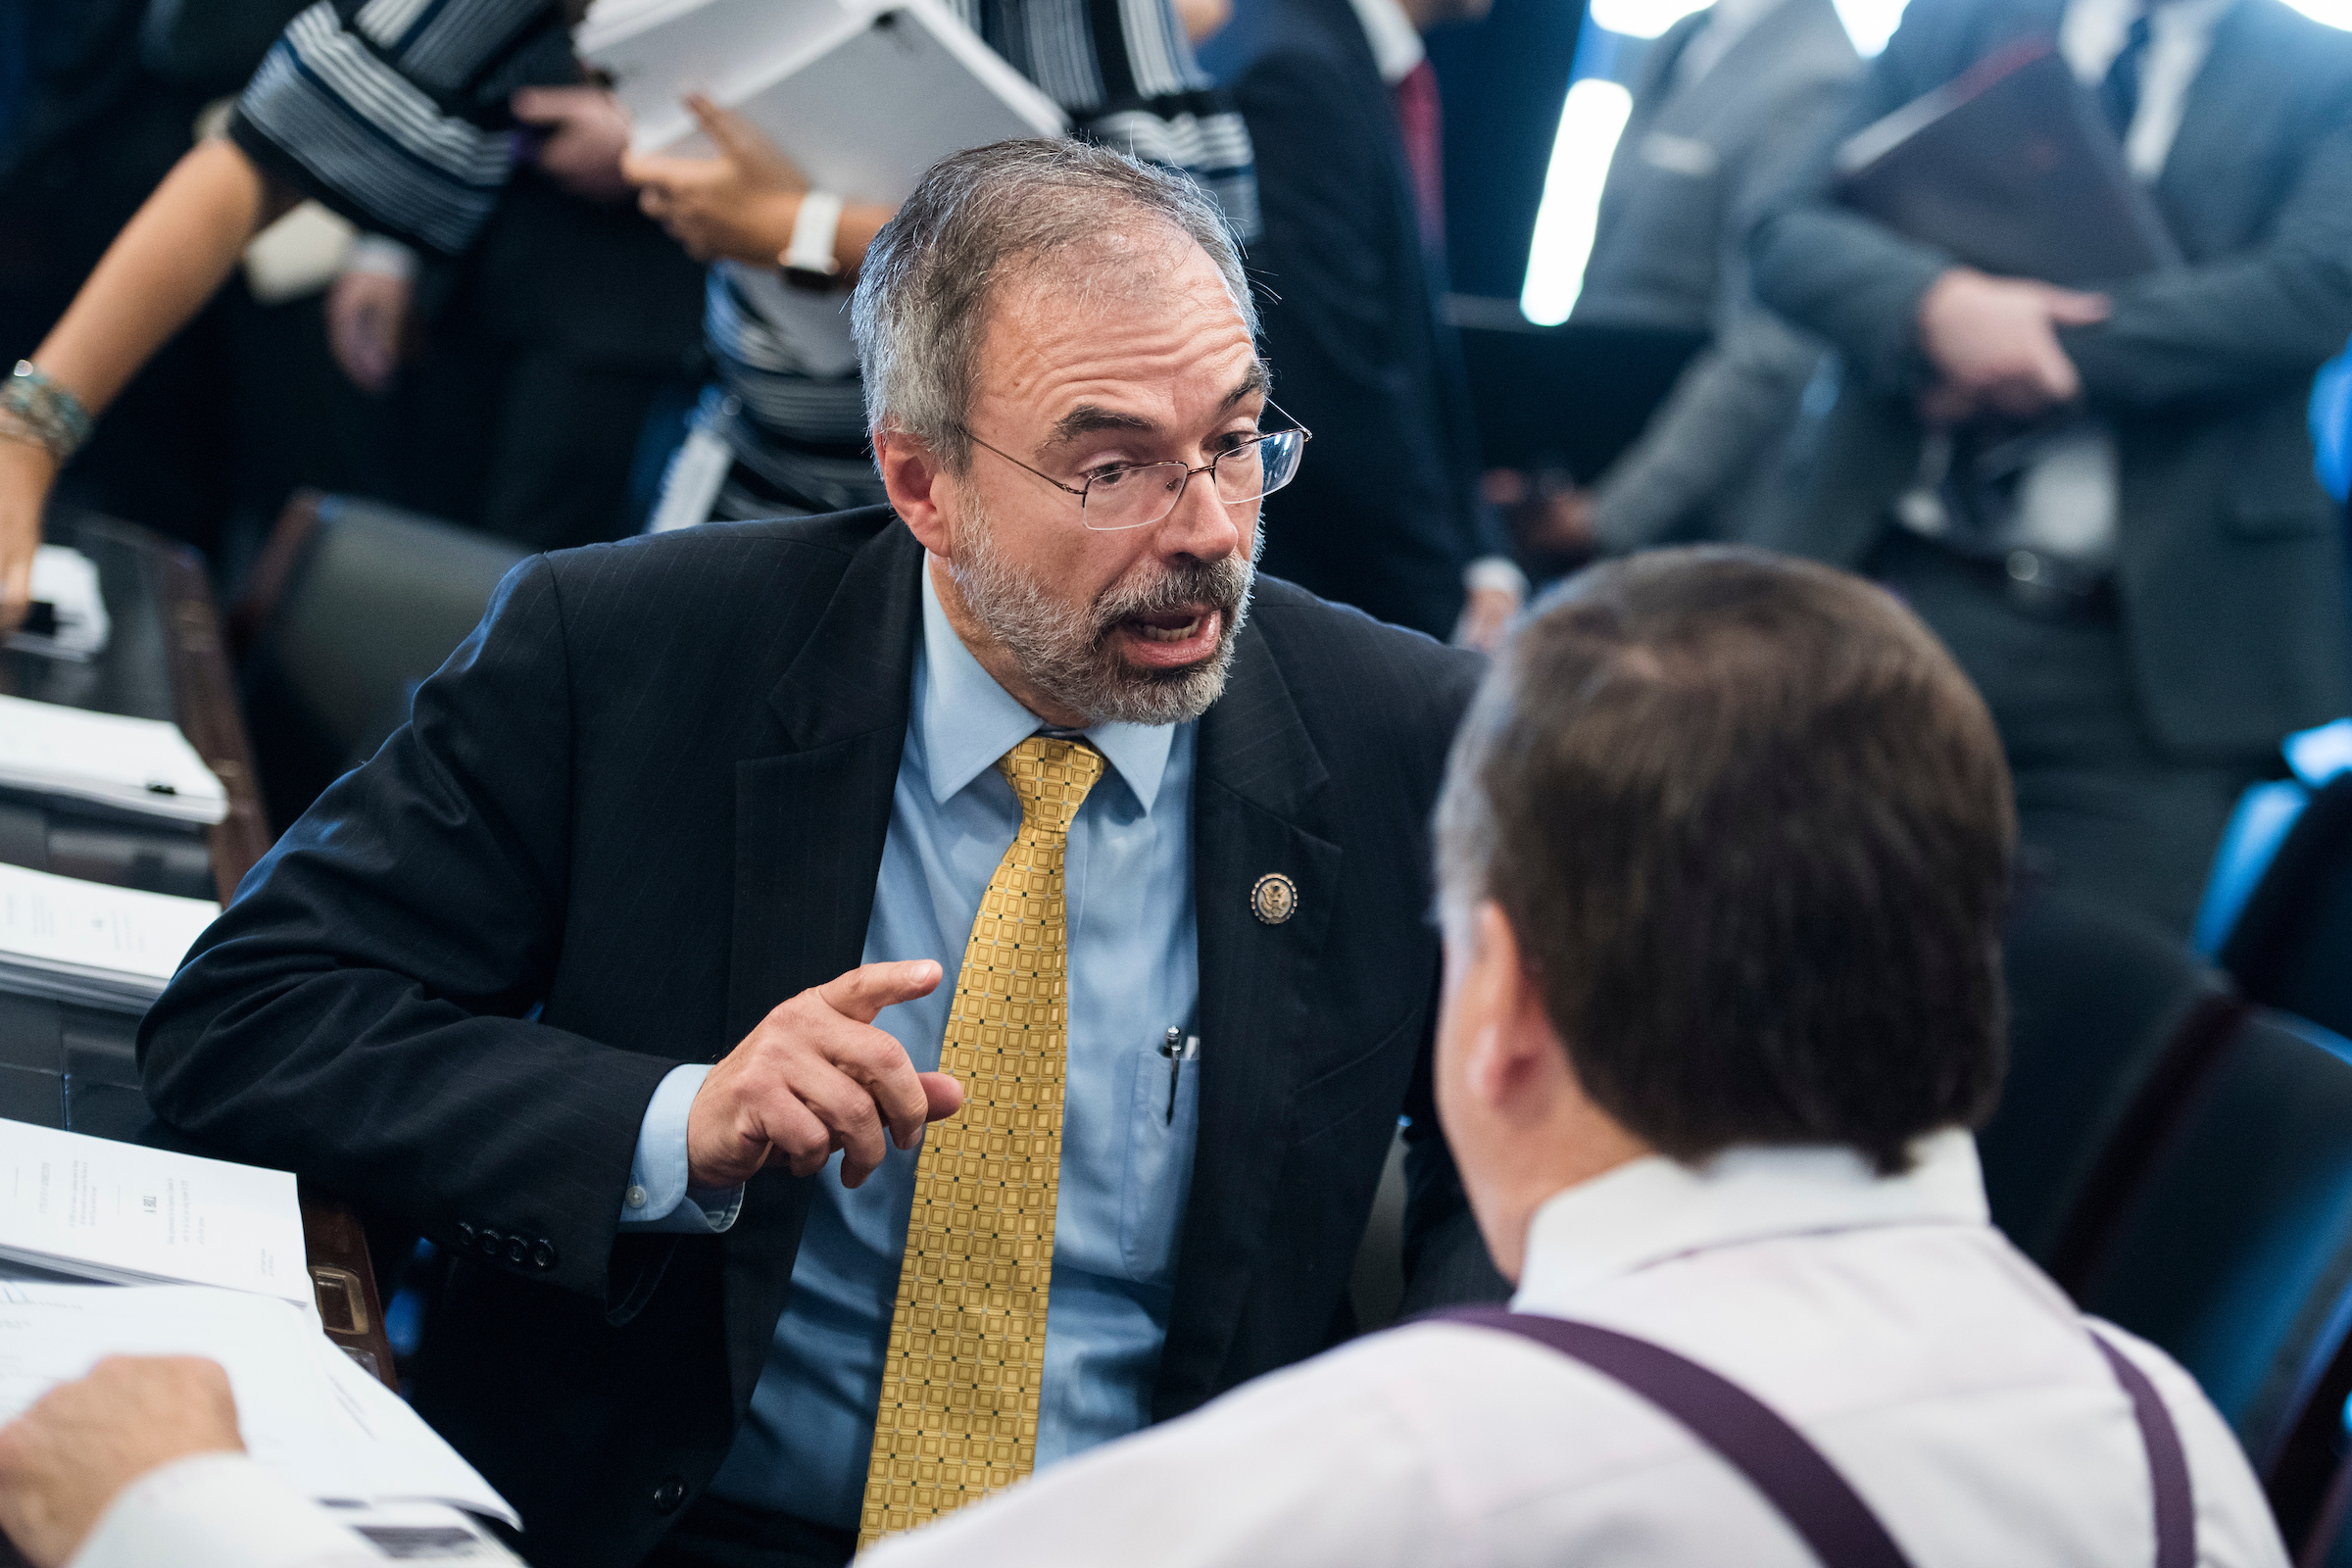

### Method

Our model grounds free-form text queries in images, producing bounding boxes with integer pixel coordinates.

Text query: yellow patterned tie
[858,735,1105,1549]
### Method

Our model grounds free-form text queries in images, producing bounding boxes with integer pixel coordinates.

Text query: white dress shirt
[1343,0,1424,84]
[863,1130,2289,1567]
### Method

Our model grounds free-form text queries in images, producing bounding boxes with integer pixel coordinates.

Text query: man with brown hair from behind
[854,545,2289,1565]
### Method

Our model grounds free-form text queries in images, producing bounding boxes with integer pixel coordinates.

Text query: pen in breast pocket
[1157,1027,1200,1124]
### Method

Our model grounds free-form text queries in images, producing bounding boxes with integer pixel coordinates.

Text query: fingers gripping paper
[858,737,1103,1547]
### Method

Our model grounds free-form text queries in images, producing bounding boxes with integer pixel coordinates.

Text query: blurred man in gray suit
[1751,0,2352,934]
[1532,0,1859,555]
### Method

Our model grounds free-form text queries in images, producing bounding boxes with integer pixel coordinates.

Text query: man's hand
[513,86,633,204]
[623,95,809,265]
[687,959,963,1190]
[324,268,411,395]
[0,1356,243,1568]
[1915,268,2109,423]
[0,436,53,634]
[1456,584,1519,653]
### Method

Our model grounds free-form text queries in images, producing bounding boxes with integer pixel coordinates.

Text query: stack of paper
[0,1281,518,1532]
[0,1125,521,1552]
[0,1120,308,1309]
[581,0,1067,202]
[0,693,229,825]
[6,545,111,662]
[0,861,220,1012]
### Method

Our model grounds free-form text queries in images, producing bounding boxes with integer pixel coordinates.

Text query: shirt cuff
[340,235,417,282]
[69,1453,378,1568]
[1463,556,1529,597]
[618,1063,744,1234]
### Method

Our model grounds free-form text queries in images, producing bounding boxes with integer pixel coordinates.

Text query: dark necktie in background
[2099,11,2153,142]
[1395,58,1447,257]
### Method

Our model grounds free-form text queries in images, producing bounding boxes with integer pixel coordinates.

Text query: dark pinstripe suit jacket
[138,509,1487,1568]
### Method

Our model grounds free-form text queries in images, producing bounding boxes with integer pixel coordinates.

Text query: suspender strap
[1431,1306,2196,1568]
[2089,1330,2197,1568]
[1429,1306,1916,1568]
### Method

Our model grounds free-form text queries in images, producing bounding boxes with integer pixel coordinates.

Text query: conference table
[0,507,397,1389]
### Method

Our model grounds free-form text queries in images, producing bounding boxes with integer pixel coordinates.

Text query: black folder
[1835,39,2180,286]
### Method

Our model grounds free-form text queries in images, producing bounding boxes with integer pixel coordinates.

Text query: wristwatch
[781,192,845,291]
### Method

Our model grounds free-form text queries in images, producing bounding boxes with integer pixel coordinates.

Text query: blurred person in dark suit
[1527,0,1858,558]
[1750,0,2352,934]
[1200,0,1525,648]
[320,85,709,551]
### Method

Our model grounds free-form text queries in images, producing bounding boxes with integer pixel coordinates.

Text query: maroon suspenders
[1432,1307,2193,1568]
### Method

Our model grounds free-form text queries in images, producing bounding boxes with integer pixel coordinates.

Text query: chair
[231,491,529,830]
[2068,1007,2352,1559]
[1976,889,2239,1277]
[2220,768,2352,1045]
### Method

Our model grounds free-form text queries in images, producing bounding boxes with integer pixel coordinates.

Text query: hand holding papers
[0,1283,516,1527]
[0,862,219,1013]
[582,0,1066,205]
[0,1126,519,1551]
[0,693,228,826]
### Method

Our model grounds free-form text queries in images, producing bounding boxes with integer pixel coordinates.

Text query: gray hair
[850,138,1258,470]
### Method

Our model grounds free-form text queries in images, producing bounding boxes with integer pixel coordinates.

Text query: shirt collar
[2150,0,2236,46]
[1512,1127,1989,1307]
[1345,0,1426,84]
[916,561,1178,812]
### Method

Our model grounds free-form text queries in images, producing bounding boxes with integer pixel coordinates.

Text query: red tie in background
[1395,58,1446,257]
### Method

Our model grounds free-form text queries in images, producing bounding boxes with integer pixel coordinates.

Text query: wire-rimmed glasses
[962,406,1313,532]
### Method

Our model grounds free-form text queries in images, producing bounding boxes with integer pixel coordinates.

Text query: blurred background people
[625,8,1259,529]
[1750,0,2352,935]
[1199,0,1524,647]
[0,0,308,568]
[319,86,708,551]
[0,0,596,626]
[1521,0,1858,558]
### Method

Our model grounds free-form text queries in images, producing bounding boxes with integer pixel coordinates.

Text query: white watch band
[783,191,845,278]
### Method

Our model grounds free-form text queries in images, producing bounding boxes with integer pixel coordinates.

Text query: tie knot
[998,735,1104,834]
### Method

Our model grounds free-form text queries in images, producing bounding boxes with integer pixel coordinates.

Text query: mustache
[1091,554,1252,634]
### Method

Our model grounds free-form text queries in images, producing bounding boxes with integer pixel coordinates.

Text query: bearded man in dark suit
[139,139,1487,1568]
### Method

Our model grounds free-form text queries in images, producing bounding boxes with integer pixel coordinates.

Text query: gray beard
[947,502,1258,727]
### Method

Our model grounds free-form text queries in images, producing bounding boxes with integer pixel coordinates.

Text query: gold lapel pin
[1250,872,1298,926]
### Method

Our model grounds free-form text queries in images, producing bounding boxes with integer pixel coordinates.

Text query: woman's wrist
[1,361,93,466]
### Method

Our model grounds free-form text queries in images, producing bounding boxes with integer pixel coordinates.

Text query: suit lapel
[1153,619,1342,1416]
[719,517,925,1408]
[2152,0,2285,258]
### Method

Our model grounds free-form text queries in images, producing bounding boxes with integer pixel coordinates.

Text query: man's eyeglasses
[961,406,1313,532]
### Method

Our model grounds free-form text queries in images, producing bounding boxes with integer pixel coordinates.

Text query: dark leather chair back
[1978,890,2236,1273]
[2222,773,2352,1044]
[2071,1007,2352,1558]
[233,491,528,830]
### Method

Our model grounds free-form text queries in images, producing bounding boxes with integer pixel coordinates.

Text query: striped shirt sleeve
[964,0,1260,240]
[225,0,569,256]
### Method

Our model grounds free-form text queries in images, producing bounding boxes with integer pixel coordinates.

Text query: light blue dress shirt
[619,563,1203,1528]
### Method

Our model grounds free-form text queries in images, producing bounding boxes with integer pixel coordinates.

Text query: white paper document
[0,860,220,1011]
[0,1119,307,1309]
[583,0,1067,202]
[0,691,229,824]
[0,1281,516,1526]
[6,545,111,662]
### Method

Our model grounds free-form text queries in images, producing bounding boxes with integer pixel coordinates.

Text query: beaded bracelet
[0,360,94,464]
